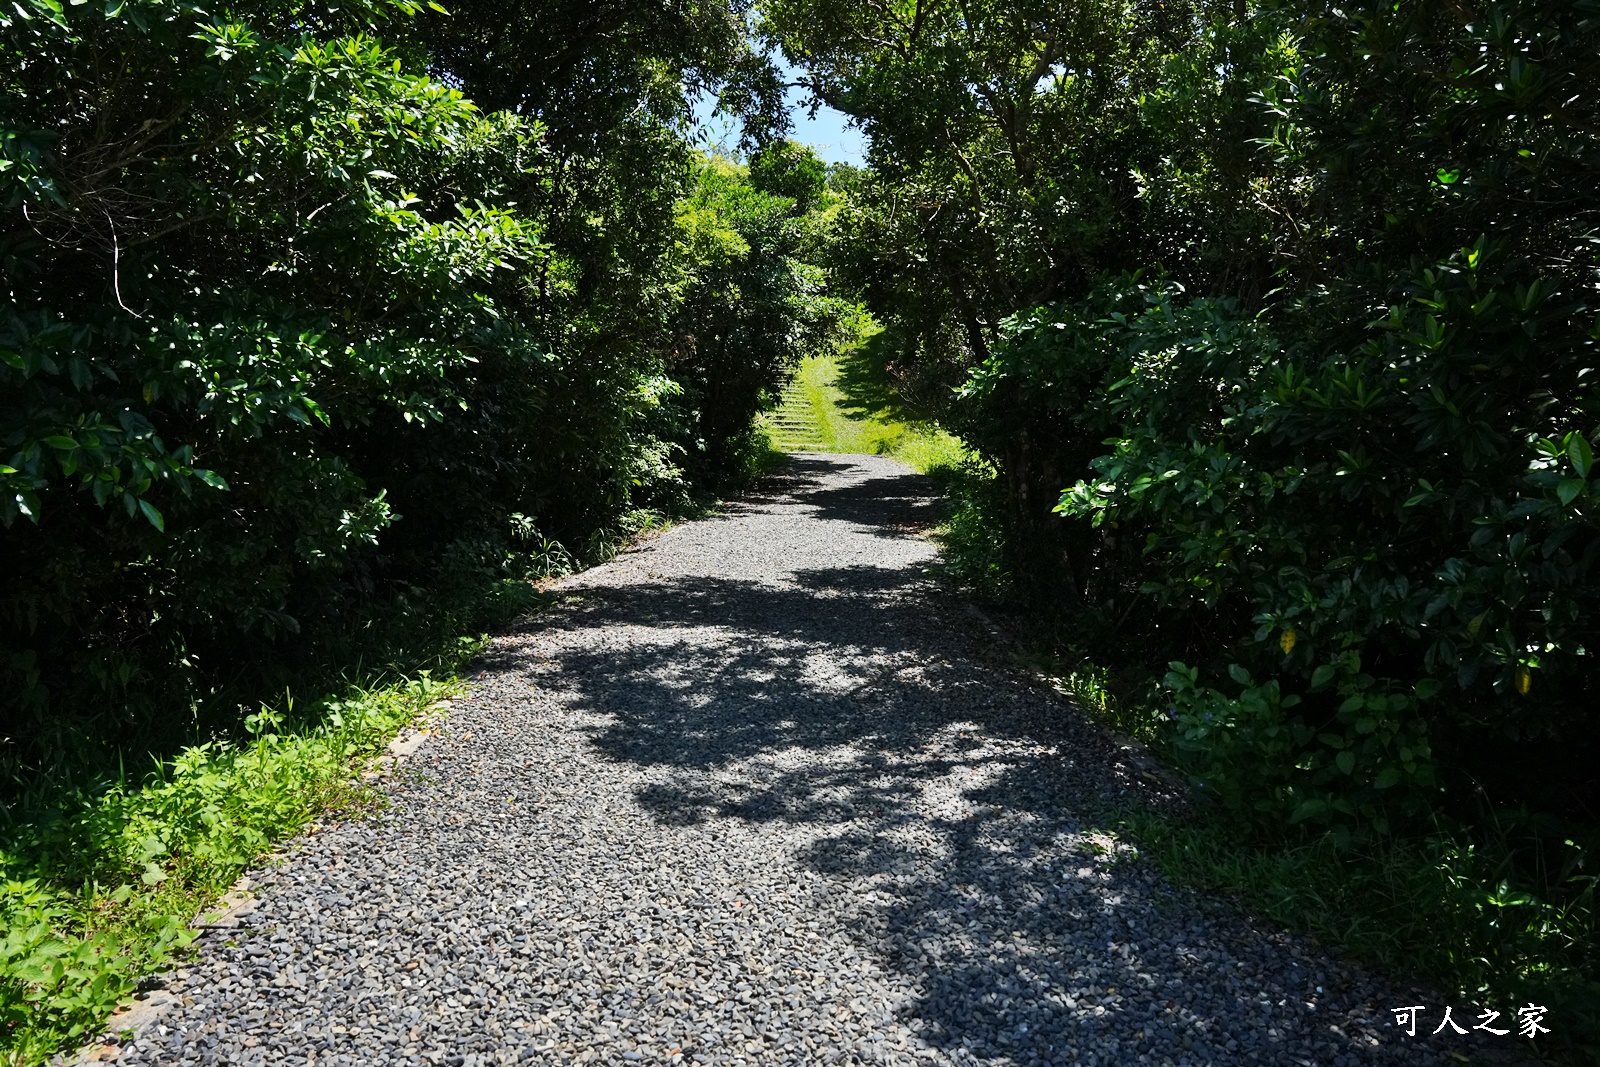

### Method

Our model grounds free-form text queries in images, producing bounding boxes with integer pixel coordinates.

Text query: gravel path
[109,454,1457,1067]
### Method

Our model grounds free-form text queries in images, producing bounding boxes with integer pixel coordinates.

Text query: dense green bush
[0,0,840,781]
[0,5,847,1051]
[671,152,848,486]
[975,263,1597,839]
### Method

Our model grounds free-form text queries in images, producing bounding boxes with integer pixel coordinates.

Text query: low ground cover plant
[0,671,457,1063]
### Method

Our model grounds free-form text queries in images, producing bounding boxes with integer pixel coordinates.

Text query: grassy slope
[762,351,967,473]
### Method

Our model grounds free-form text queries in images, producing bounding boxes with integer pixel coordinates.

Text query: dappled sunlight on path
[118,454,1446,1067]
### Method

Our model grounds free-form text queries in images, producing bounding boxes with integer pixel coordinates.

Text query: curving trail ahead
[111,455,1446,1067]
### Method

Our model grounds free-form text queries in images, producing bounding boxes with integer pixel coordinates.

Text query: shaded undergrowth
[928,477,1600,1064]
[0,671,459,1064]
[1116,809,1599,1062]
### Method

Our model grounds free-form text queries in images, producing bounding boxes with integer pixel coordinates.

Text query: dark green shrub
[0,0,834,783]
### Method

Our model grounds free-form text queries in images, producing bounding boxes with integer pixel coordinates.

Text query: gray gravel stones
[106,454,1457,1066]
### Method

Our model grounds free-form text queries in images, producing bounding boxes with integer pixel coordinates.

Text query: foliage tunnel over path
[3,0,1599,1055]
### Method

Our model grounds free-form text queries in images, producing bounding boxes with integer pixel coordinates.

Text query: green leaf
[44,435,76,449]
[1556,478,1585,505]
[1290,798,1327,823]
[1227,663,1251,686]
[192,469,229,490]
[1569,434,1595,478]
[1373,766,1401,790]
[1336,750,1356,775]
[137,498,165,531]
[1310,664,1336,689]
[302,398,330,427]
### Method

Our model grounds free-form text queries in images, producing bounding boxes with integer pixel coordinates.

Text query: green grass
[762,351,969,472]
[0,491,738,1065]
[0,667,467,1064]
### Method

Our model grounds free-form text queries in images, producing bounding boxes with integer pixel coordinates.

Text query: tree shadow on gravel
[494,571,1128,789]
[716,455,945,540]
[718,454,841,506]
[477,454,1439,1067]
[795,474,946,538]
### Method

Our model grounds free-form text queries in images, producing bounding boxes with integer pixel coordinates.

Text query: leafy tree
[0,0,832,777]
[774,0,1598,834]
[673,149,847,484]
[748,140,828,212]
[761,0,1287,594]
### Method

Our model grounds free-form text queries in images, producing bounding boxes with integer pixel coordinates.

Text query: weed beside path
[0,674,458,1065]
